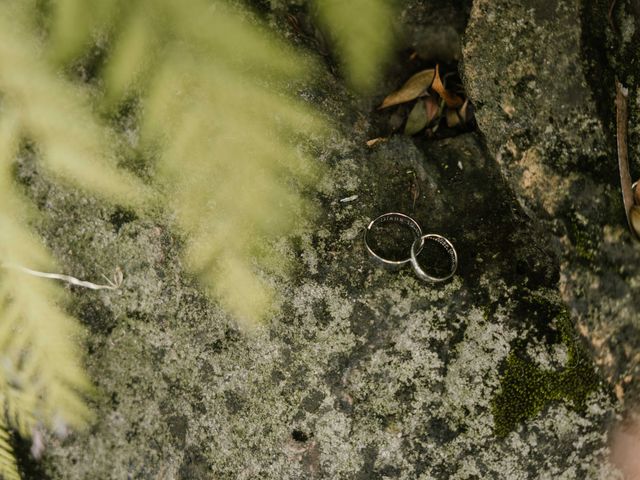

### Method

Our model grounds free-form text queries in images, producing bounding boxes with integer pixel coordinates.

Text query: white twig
[4,264,124,290]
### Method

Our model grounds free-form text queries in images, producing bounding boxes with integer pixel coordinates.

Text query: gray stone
[462,0,640,411]
[22,126,616,478]
[12,0,632,478]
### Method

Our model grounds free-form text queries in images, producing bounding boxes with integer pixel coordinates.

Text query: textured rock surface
[11,0,634,478]
[462,0,640,408]
[26,130,617,479]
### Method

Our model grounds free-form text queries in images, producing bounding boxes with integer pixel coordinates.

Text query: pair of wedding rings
[363,212,458,282]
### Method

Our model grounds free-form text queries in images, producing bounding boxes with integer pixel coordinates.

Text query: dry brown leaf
[431,64,464,108]
[425,95,441,124]
[458,98,472,124]
[431,64,445,94]
[379,69,435,109]
[445,108,461,128]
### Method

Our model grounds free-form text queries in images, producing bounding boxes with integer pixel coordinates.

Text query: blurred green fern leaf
[0,419,19,480]
[0,5,149,205]
[49,0,327,328]
[0,0,392,474]
[315,0,395,91]
[0,68,92,479]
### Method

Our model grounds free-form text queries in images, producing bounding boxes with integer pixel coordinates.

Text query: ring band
[410,234,458,282]
[364,213,423,269]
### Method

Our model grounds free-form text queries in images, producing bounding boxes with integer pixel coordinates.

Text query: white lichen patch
[315,411,359,477]
[526,339,569,370]
[442,308,516,430]
[339,218,368,242]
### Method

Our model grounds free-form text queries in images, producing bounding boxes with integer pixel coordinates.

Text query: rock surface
[12,0,635,478]
[463,0,640,409]
[27,129,617,478]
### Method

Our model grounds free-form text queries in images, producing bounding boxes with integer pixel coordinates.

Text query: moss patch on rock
[493,297,602,437]
[566,210,600,262]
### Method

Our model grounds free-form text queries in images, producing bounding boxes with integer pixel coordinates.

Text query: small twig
[615,78,638,239]
[410,171,420,211]
[608,0,619,33]
[4,264,124,290]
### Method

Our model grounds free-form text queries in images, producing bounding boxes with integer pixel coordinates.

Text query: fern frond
[49,0,326,327]
[0,0,396,473]
[0,420,19,480]
[48,0,122,65]
[0,100,91,470]
[0,3,148,207]
[0,231,92,430]
[43,0,395,326]
[144,6,325,327]
[0,282,91,423]
[315,0,395,92]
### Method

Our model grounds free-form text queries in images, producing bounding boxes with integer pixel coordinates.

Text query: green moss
[567,211,599,261]
[492,308,601,437]
[573,234,596,261]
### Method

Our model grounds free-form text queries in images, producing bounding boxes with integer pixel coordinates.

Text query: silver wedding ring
[364,213,458,282]
[364,212,423,269]
[410,234,458,282]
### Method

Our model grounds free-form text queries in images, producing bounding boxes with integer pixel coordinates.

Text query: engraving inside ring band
[364,213,423,267]
[410,234,458,282]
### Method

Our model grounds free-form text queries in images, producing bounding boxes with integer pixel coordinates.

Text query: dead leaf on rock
[379,69,435,109]
[458,98,474,124]
[431,64,464,108]
[425,95,441,125]
[446,108,461,128]
[404,100,428,135]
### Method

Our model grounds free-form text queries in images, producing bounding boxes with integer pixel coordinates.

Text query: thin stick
[615,78,637,239]
[608,0,618,32]
[4,264,123,290]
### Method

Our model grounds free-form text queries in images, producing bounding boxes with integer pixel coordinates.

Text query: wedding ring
[364,213,423,269]
[410,234,458,282]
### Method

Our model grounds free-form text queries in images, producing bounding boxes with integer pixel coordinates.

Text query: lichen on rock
[11,0,634,478]
[462,0,640,412]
